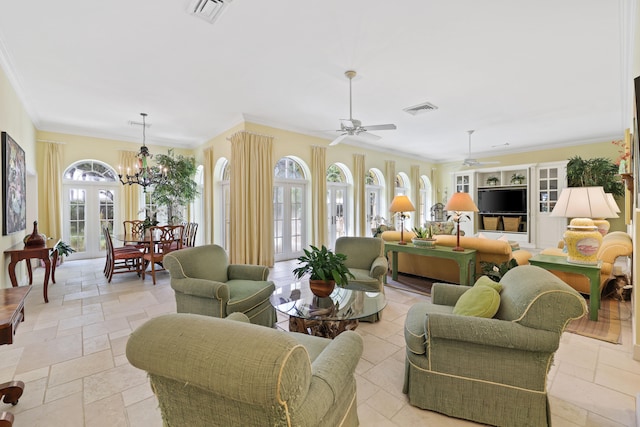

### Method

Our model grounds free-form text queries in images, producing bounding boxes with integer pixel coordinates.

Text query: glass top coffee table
[271,281,386,338]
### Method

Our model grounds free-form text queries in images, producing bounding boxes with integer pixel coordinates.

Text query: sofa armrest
[310,331,363,405]
[598,239,633,264]
[228,264,270,281]
[370,256,388,278]
[171,277,230,302]
[427,312,559,352]
[431,283,472,306]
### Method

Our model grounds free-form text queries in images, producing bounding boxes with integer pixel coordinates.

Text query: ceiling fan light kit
[329,70,397,146]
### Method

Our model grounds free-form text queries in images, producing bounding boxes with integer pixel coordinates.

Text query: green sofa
[403,265,586,427]
[126,313,363,427]
[164,244,276,327]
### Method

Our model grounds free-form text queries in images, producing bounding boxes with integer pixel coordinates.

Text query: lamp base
[452,246,464,252]
[398,241,408,245]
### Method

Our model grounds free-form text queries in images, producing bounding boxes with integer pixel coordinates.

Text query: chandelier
[118,113,167,193]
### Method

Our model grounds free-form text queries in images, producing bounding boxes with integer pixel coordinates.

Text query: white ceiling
[0,0,635,163]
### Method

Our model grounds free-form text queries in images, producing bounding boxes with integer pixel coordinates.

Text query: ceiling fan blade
[362,124,396,131]
[329,134,348,146]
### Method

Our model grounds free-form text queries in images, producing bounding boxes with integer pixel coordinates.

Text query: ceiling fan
[329,70,397,146]
[462,130,500,167]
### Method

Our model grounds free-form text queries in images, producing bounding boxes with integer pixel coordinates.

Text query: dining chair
[103,227,144,283]
[186,222,198,247]
[122,220,147,250]
[142,225,185,285]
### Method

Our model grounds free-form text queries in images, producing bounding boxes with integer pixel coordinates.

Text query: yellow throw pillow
[453,285,501,318]
[474,275,503,293]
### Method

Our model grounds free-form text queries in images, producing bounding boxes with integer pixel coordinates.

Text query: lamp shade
[444,192,479,212]
[605,193,621,214]
[389,195,415,213]
[550,187,618,219]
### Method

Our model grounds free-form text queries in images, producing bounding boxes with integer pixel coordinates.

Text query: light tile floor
[0,258,636,426]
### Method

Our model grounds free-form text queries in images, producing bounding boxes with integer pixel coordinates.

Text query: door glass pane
[274,186,284,254]
[99,189,115,251]
[69,189,86,252]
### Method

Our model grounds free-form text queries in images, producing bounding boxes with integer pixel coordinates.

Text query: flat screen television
[477,188,527,214]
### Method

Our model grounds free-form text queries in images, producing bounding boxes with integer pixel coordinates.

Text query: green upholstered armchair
[403,265,587,427]
[163,244,276,327]
[126,313,363,427]
[334,236,387,293]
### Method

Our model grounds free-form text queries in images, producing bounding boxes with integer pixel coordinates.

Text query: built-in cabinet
[450,162,567,248]
[475,166,530,245]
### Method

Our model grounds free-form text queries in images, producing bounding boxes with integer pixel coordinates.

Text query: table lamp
[389,195,415,245]
[550,186,617,264]
[444,192,478,251]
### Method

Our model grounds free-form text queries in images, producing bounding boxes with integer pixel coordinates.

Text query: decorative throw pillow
[474,275,503,293]
[453,285,501,318]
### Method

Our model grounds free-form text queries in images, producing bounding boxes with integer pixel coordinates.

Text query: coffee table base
[288,316,359,339]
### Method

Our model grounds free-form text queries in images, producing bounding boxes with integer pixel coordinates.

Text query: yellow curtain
[353,153,366,236]
[385,160,395,216]
[230,131,274,266]
[119,151,140,223]
[42,143,63,239]
[411,164,420,226]
[203,147,215,245]
[311,146,327,246]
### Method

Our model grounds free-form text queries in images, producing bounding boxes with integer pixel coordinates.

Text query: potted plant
[566,156,624,196]
[293,245,355,297]
[486,176,499,186]
[411,226,436,247]
[150,149,199,224]
[51,240,75,265]
[510,173,526,185]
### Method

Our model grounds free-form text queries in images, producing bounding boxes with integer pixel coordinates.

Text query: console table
[529,254,601,321]
[0,286,31,426]
[384,242,477,286]
[4,241,58,303]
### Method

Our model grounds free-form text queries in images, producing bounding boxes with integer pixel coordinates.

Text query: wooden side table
[4,241,58,303]
[529,254,601,321]
[0,286,31,426]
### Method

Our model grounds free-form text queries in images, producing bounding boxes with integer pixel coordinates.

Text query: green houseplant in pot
[411,226,436,247]
[293,245,355,297]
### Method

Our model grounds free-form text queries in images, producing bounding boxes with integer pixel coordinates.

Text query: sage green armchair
[163,244,276,327]
[403,265,587,427]
[126,313,363,427]
[334,236,387,293]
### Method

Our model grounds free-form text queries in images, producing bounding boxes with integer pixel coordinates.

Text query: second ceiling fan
[329,70,396,146]
[462,130,500,167]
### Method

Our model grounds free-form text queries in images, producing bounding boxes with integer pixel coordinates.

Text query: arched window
[63,160,119,259]
[366,168,385,232]
[218,159,230,251]
[418,175,433,226]
[326,163,352,247]
[274,157,308,261]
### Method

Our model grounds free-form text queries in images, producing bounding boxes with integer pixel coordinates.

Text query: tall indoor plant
[566,156,624,196]
[150,149,198,224]
[293,245,354,297]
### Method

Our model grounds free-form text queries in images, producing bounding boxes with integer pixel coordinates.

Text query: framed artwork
[2,132,26,235]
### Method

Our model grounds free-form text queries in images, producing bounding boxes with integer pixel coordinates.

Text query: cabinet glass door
[538,167,559,213]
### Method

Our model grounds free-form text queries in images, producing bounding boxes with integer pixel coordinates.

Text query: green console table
[529,254,601,321]
[384,242,476,286]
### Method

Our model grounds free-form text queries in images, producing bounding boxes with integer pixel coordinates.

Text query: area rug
[565,298,621,344]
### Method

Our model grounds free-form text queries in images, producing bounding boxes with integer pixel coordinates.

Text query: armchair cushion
[452,285,500,318]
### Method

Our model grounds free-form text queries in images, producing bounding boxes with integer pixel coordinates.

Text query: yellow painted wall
[0,66,37,288]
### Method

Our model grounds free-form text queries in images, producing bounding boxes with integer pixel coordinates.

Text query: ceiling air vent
[188,0,234,24]
[403,102,439,116]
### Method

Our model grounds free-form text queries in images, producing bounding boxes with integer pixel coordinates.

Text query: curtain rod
[226,130,275,141]
[36,139,66,144]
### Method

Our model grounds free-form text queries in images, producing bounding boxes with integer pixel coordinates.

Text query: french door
[274,183,305,261]
[63,183,118,259]
[327,184,348,248]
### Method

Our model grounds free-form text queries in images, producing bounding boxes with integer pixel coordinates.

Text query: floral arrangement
[611,139,629,168]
